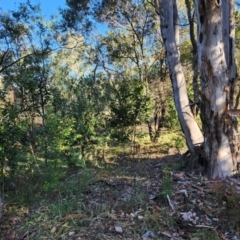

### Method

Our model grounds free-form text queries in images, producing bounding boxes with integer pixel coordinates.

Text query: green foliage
[235,10,240,47]
[172,136,185,149]
[109,79,153,141]
[162,166,173,197]
[164,98,180,129]
[117,192,148,212]
[0,106,28,178]
[41,168,62,192]
[45,169,93,218]
[192,229,220,240]
[180,39,193,64]
[46,114,77,151]
[1,0,240,239]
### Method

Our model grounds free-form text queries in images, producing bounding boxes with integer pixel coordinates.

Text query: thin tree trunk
[194,0,239,178]
[185,0,199,118]
[156,0,204,154]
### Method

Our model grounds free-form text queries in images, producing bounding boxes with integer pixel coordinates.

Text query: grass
[9,168,94,239]
[1,132,240,239]
[210,181,240,235]
[192,229,220,240]
[162,165,173,197]
[116,192,148,213]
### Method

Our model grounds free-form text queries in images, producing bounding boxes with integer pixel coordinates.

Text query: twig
[166,194,175,210]
[195,225,214,229]
[160,231,172,238]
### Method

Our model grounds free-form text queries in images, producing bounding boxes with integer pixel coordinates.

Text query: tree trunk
[185,0,199,119]
[195,0,239,178]
[156,0,204,154]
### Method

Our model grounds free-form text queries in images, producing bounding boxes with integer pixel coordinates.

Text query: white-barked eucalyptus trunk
[155,0,204,154]
[194,0,239,178]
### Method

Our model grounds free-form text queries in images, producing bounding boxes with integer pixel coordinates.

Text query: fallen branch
[166,194,175,210]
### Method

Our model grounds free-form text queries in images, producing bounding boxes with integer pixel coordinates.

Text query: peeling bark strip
[156,0,204,154]
[195,0,239,178]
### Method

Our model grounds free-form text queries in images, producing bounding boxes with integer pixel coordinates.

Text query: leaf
[142,230,155,239]
[115,226,123,233]
[68,231,75,236]
[64,213,87,220]
[50,226,56,233]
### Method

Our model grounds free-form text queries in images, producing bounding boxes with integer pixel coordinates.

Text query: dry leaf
[115,226,123,233]
[50,227,56,233]
[64,213,87,220]
[68,231,75,236]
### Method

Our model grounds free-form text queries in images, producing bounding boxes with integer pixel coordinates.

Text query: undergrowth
[211,180,240,235]
[1,133,240,239]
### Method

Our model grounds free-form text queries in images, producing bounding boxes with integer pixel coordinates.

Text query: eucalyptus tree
[0,3,60,164]
[194,0,239,178]
[154,0,204,155]
[155,0,239,178]
[0,2,54,218]
[0,1,86,170]
[0,2,65,121]
[0,2,59,74]
[95,0,175,141]
[95,1,159,85]
[63,0,159,140]
[50,31,109,158]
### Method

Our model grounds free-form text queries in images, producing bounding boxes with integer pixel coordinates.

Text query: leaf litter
[1,150,240,240]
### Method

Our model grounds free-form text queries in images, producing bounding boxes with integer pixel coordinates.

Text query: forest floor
[1,141,240,240]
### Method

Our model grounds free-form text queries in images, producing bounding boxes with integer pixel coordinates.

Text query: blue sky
[0,0,108,36]
[0,0,67,18]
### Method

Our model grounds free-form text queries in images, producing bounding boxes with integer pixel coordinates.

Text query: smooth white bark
[156,0,204,153]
